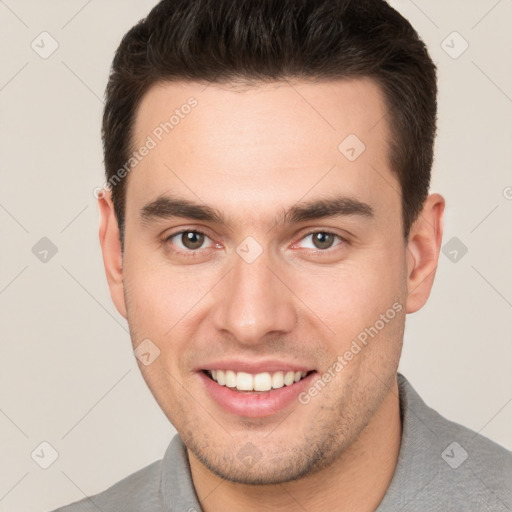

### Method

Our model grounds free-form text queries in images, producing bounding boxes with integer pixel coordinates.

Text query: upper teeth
[210,370,307,392]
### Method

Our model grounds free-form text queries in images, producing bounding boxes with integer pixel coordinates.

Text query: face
[105,78,414,484]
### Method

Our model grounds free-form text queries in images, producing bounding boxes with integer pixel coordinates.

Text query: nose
[211,249,297,346]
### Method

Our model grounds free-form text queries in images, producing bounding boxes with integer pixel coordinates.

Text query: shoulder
[50,459,163,512]
[379,374,512,511]
[49,434,201,512]
[430,401,512,507]
[399,372,512,473]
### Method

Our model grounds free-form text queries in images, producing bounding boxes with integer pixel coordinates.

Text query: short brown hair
[102,0,437,247]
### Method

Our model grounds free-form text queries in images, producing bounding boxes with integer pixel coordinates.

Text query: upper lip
[196,359,315,374]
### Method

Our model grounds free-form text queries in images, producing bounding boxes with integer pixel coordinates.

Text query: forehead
[127,78,399,226]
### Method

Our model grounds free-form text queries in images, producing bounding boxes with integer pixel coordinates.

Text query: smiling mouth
[202,369,315,393]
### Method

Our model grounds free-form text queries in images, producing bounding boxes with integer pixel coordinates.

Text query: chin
[186,428,348,486]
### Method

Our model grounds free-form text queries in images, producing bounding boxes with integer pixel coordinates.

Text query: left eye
[298,232,343,250]
[167,230,215,251]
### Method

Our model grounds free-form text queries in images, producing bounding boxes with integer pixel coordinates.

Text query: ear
[98,189,127,319]
[405,193,445,314]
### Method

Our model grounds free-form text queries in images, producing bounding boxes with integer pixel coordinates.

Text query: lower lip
[199,371,317,418]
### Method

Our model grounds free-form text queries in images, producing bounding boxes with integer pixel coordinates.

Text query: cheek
[123,253,218,336]
[122,255,230,387]
[290,244,407,342]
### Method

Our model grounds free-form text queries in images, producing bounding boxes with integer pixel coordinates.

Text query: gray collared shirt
[52,373,512,511]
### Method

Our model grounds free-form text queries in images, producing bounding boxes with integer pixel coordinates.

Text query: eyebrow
[140,194,374,227]
[282,196,374,224]
[141,196,224,225]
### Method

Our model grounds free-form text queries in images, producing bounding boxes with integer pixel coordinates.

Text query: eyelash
[163,229,347,257]
[292,231,346,251]
[163,229,216,258]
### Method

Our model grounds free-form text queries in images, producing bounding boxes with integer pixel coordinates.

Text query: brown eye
[311,232,336,249]
[181,231,205,250]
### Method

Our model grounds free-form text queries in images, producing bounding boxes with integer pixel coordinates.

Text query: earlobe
[405,193,445,314]
[98,190,127,319]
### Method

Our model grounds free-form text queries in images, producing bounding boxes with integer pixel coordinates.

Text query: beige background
[0,1,511,510]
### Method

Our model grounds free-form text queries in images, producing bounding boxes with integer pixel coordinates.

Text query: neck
[189,377,402,512]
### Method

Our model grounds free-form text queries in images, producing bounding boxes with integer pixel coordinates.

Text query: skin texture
[99,78,444,511]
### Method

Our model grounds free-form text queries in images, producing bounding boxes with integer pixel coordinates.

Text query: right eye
[165,230,216,252]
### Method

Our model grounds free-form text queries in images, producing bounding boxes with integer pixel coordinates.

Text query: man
[53,0,511,510]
